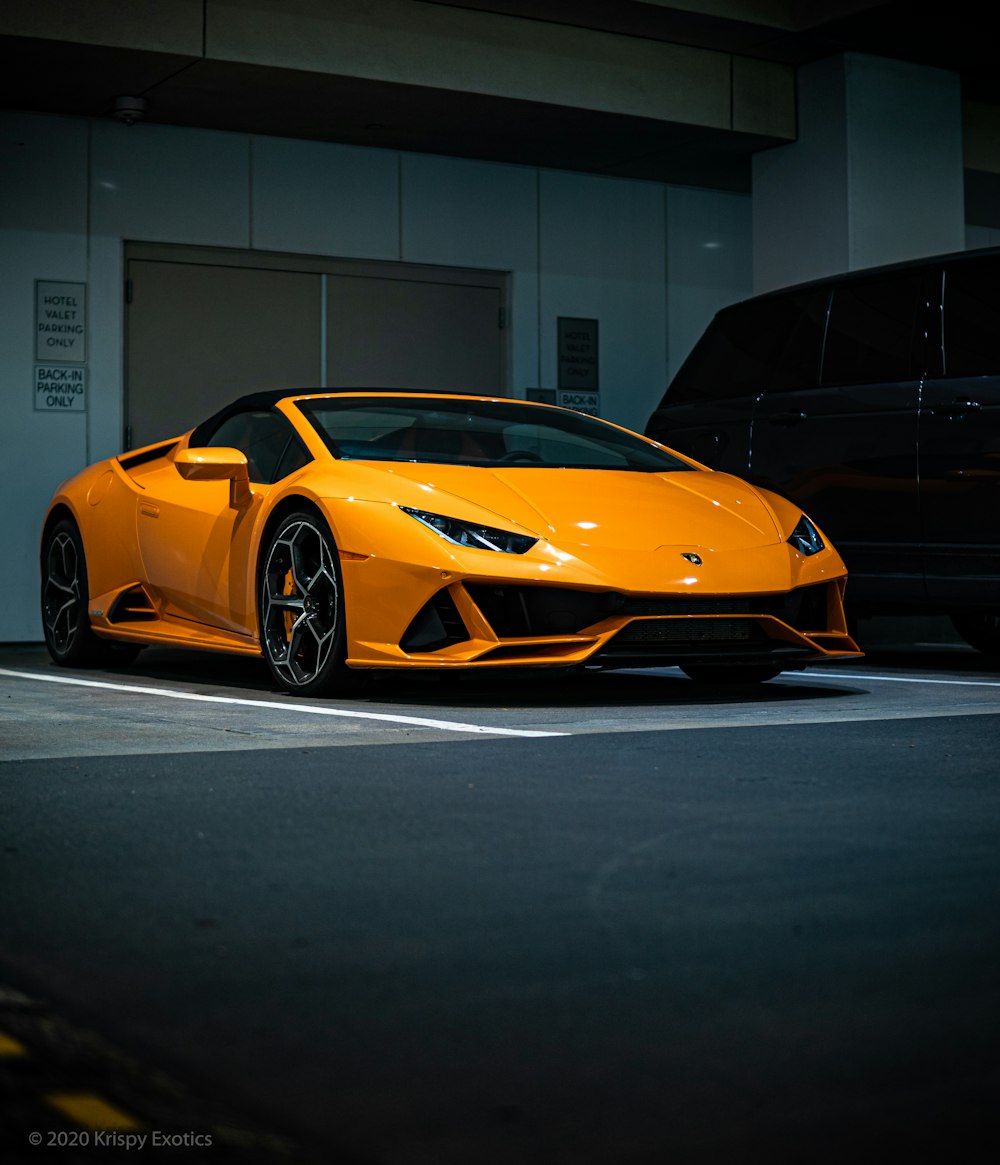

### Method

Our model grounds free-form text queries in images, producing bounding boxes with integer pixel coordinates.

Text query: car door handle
[933,400,981,417]
[767,411,808,425]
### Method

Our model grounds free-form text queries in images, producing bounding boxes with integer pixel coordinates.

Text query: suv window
[941,258,1000,377]
[765,290,830,393]
[665,290,827,405]
[821,275,924,386]
[206,409,311,484]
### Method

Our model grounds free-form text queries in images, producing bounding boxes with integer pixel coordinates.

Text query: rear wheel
[951,612,1000,656]
[259,511,367,696]
[679,663,783,685]
[41,518,140,668]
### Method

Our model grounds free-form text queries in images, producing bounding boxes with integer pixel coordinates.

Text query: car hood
[338,462,783,552]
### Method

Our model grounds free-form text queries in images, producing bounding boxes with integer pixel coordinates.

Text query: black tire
[950,612,1000,656]
[258,510,366,696]
[41,518,141,668]
[679,662,783,685]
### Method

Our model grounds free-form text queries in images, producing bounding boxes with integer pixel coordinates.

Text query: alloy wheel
[42,530,83,657]
[261,518,340,687]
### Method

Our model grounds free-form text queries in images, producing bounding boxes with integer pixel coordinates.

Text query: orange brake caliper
[283,569,297,642]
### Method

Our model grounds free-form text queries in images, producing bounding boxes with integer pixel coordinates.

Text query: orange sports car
[40,390,861,694]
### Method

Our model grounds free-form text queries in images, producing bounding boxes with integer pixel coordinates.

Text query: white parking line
[806,670,1000,688]
[0,668,569,738]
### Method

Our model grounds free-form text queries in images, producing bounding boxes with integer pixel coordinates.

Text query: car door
[135,457,263,636]
[920,256,1000,605]
[750,271,932,607]
[136,409,310,635]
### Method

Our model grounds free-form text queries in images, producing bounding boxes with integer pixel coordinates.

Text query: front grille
[465,583,831,637]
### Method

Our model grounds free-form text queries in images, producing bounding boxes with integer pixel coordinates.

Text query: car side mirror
[174,447,252,508]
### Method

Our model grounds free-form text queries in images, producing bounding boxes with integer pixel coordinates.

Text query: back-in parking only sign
[35,365,86,412]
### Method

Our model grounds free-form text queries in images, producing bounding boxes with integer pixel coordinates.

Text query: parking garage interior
[2,3,999,1162]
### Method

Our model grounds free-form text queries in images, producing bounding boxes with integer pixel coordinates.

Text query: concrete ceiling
[0,1,990,193]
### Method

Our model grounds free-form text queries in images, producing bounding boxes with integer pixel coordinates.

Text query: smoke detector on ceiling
[112,96,148,126]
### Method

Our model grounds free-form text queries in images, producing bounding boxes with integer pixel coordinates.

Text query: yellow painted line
[0,1029,27,1056]
[44,1092,142,1130]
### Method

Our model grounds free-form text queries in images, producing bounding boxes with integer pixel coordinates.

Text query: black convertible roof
[188,387,430,446]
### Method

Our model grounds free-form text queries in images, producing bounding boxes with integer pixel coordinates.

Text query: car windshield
[295,395,693,472]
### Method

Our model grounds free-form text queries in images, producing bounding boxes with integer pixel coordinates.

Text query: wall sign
[35,365,87,412]
[558,317,598,390]
[34,280,87,412]
[557,316,599,414]
[557,390,600,416]
[35,280,87,362]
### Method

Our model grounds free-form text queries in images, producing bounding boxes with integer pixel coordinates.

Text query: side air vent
[117,441,178,470]
[107,586,157,623]
[400,589,469,653]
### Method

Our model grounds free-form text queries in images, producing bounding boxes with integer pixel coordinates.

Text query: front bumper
[342,570,861,671]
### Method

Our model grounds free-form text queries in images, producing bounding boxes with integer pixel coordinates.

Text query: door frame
[124,241,510,448]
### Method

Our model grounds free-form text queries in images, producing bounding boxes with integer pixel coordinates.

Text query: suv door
[920,256,1000,607]
[645,289,829,480]
[750,272,932,609]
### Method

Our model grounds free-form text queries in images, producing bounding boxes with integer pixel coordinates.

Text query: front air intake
[400,589,469,653]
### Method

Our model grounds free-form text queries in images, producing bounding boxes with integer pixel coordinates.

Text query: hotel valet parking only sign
[34,280,87,412]
[557,317,599,415]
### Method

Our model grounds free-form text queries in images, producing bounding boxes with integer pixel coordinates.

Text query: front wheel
[951,612,1000,656]
[41,518,140,668]
[259,511,366,696]
[679,663,783,685]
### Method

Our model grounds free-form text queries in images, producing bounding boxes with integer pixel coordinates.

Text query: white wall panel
[752,54,848,293]
[754,53,964,292]
[90,122,250,246]
[401,153,539,397]
[86,122,253,460]
[0,113,90,640]
[252,136,400,260]
[965,224,1000,249]
[666,185,752,384]
[847,55,964,269]
[86,236,127,463]
[539,169,666,432]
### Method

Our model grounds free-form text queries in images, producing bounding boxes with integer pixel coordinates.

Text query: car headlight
[401,506,537,554]
[787,514,825,556]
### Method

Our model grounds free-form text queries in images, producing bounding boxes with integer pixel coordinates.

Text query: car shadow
[105,647,869,709]
[362,667,865,710]
[9,639,996,712]
[854,641,1000,675]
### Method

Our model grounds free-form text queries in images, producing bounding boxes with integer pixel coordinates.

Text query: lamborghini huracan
[40,390,861,694]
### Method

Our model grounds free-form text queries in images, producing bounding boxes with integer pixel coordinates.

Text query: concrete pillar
[752,52,965,293]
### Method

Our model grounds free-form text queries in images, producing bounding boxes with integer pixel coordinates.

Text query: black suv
[645,246,1000,654]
